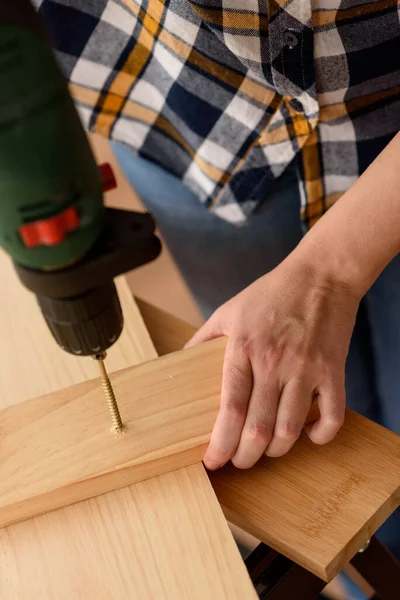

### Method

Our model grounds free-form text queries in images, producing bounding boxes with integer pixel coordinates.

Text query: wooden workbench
[1,253,400,598]
[0,251,256,599]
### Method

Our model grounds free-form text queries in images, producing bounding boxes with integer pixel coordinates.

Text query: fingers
[231,361,280,469]
[205,352,345,470]
[266,378,313,458]
[305,378,345,445]
[195,302,346,469]
[203,340,252,470]
[184,309,225,349]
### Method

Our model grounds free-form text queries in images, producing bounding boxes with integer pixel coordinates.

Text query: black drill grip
[14,207,161,356]
[36,283,123,356]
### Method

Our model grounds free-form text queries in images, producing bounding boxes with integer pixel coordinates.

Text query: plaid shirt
[35,0,400,226]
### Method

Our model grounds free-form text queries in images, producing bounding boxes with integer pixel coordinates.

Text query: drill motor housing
[0,0,161,356]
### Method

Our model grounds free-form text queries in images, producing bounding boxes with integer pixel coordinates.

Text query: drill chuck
[37,283,123,356]
[15,208,161,357]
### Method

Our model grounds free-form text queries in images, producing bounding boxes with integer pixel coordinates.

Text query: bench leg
[350,535,400,600]
[245,543,325,599]
[245,535,400,600]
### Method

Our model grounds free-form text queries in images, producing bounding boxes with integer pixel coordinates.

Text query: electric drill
[0,1,161,417]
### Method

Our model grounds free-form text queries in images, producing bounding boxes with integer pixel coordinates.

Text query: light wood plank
[0,464,254,600]
[210,415,400,581]
[0,251,255,599]
[136,297,196,356]
[0,338,225,528]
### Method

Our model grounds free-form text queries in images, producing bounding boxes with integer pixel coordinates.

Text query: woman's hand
[188,132,400,471]
[186,251,361,470]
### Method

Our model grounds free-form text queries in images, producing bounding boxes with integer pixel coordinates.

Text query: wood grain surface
[0,251,255,599]
[2,323,400,581]
[0,337,226,528]
[1,463,256,599]
[211,413,400,581]
[136,297,197,356]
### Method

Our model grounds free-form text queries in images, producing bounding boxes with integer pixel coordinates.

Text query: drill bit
[92,351,123,432]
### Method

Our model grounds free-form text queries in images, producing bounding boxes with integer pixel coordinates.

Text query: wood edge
[219,504,329,582]
[324,493,400,581]
[116,281,158,361]
[184,465,258,598]
[135,297,196,354]
[0,441,207,529]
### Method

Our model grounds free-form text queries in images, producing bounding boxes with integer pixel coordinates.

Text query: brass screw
[93,351,123,432]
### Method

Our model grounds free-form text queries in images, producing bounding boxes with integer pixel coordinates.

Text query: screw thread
[101,374,123,432]
[93,352,123,432]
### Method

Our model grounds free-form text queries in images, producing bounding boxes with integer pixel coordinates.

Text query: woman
[37,1,400,597]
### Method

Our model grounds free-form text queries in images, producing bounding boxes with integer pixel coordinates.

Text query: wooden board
[0,251,255,599]
[2,326,400,581]
[136,297,197,356]
[0,464,255,599]
[136,300,400,582]
[210,416,400,581]
[0,337,225,528]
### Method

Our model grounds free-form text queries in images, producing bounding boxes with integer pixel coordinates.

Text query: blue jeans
[112,142,400,598]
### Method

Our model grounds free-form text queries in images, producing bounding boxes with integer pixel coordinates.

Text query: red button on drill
[19,206,80,248]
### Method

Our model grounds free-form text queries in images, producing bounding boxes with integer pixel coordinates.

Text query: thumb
[184,309,227,349]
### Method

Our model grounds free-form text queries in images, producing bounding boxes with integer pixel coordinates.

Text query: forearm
[296,132,400,297]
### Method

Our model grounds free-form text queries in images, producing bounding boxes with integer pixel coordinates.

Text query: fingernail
[204,459,222,470]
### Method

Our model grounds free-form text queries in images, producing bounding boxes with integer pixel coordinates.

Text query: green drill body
[0,1,161,430]
[0,2,161,362]
[0,23,104,270]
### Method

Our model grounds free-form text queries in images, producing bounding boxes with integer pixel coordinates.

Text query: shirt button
[283,30,298,49]
[289,98,304,112]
